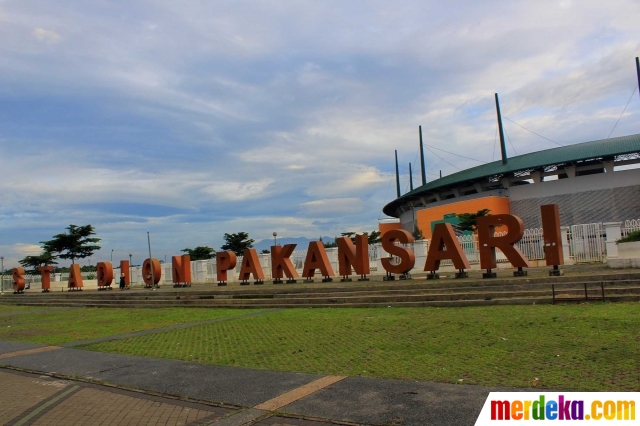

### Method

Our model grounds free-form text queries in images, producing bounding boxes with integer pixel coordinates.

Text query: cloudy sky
[1,0,639,266]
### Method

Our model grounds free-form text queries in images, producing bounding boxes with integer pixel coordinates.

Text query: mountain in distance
[253,236,335,252]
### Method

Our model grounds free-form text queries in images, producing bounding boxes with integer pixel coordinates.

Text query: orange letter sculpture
[424,223,470,278]
[142,258,162,288]
[541,204,564,275]
[271,244,298,284]
[96,262,114,290]
[302,241,335,282]
[216,251,237,286]
[172,254,192,287]
[336,234,370,281]
[239,248,265,285]
[38,265,54,292]
[68,263,84,290]
[12,267,26,293]
[477,214,531,278]
[381,229,416,278]
[120,260,130,288]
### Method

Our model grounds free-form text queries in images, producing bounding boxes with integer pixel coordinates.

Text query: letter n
[337,234,370,277]
[172,254,192,284]
[424,223,470,272]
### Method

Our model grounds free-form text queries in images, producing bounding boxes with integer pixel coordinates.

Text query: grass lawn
[0,307,250,345]
[83,303,639,391]
[0,305,44,313]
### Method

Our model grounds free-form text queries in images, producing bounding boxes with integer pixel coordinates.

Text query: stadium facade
[381,133,640,238]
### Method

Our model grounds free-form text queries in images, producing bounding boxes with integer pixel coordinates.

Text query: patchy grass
[0,307,250,345]
[84,303,640,391]
[0,305,44,313]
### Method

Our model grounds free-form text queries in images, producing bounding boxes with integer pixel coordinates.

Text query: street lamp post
[128,253,132,286]
[273,231,278,247]
[111,249,114,263]
[1,256,4,293]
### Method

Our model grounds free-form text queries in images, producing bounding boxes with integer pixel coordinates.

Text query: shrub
[616,230,640,244]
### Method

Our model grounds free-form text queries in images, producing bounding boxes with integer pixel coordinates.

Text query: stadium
[381,132,640,238]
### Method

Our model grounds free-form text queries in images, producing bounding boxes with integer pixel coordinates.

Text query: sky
[1,0,639,267]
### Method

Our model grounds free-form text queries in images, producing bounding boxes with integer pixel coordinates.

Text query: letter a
[68,263,84,290]
[239,249,265,283]
[424,223,470,272]
[302,242,335,279]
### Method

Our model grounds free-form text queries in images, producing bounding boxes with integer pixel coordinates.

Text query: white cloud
[33,28,61,43]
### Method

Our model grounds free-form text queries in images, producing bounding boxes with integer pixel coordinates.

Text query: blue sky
[1,0,639,267]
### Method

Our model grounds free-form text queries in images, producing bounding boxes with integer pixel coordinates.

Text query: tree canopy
[18,251,57,273]
[220,232,254,256]
[455,209,491,233]
[41,224,101,264]
[181,246,216,260]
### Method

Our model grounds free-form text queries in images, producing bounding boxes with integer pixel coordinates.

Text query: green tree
[455,209,491,233]
[181,246,216,260]
[261,249,270,254]
[18,251,57,273]
[220,232,254,256]
[412,226,424,240]
[366,230,382,244]
[41,224,101,264]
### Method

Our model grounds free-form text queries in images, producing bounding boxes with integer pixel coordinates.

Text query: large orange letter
[120,260,130,287]
[68,264,84,290]
[12,267,25,293]
[96,262,114,289]
[142,258,162,287]
[239,249,265,284]
[337,234,370,279]
[38,265,54,292]
[381,229,415,275]
[477,214,531,272]
[172,254,192,286]
[216,251,237,285]
[424,223,470,272]
[302,241,335,281]
[541,204,564,267]
[271,244,298,283]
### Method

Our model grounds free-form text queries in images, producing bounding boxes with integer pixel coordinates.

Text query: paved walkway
[0,339,517,426]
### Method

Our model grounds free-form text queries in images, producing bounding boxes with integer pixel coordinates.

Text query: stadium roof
[383,133,640,217]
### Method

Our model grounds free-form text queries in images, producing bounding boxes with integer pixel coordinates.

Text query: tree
[261,249,270,254]
[412,226,424,240]
[455,209,491,233]
[181,246,216,261]
[365,230,382,244]
[18,251,57,273]
[220,232,254,256]
[41,224,101,264]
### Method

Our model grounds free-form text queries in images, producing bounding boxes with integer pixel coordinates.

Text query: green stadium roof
[383,133,640,217]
